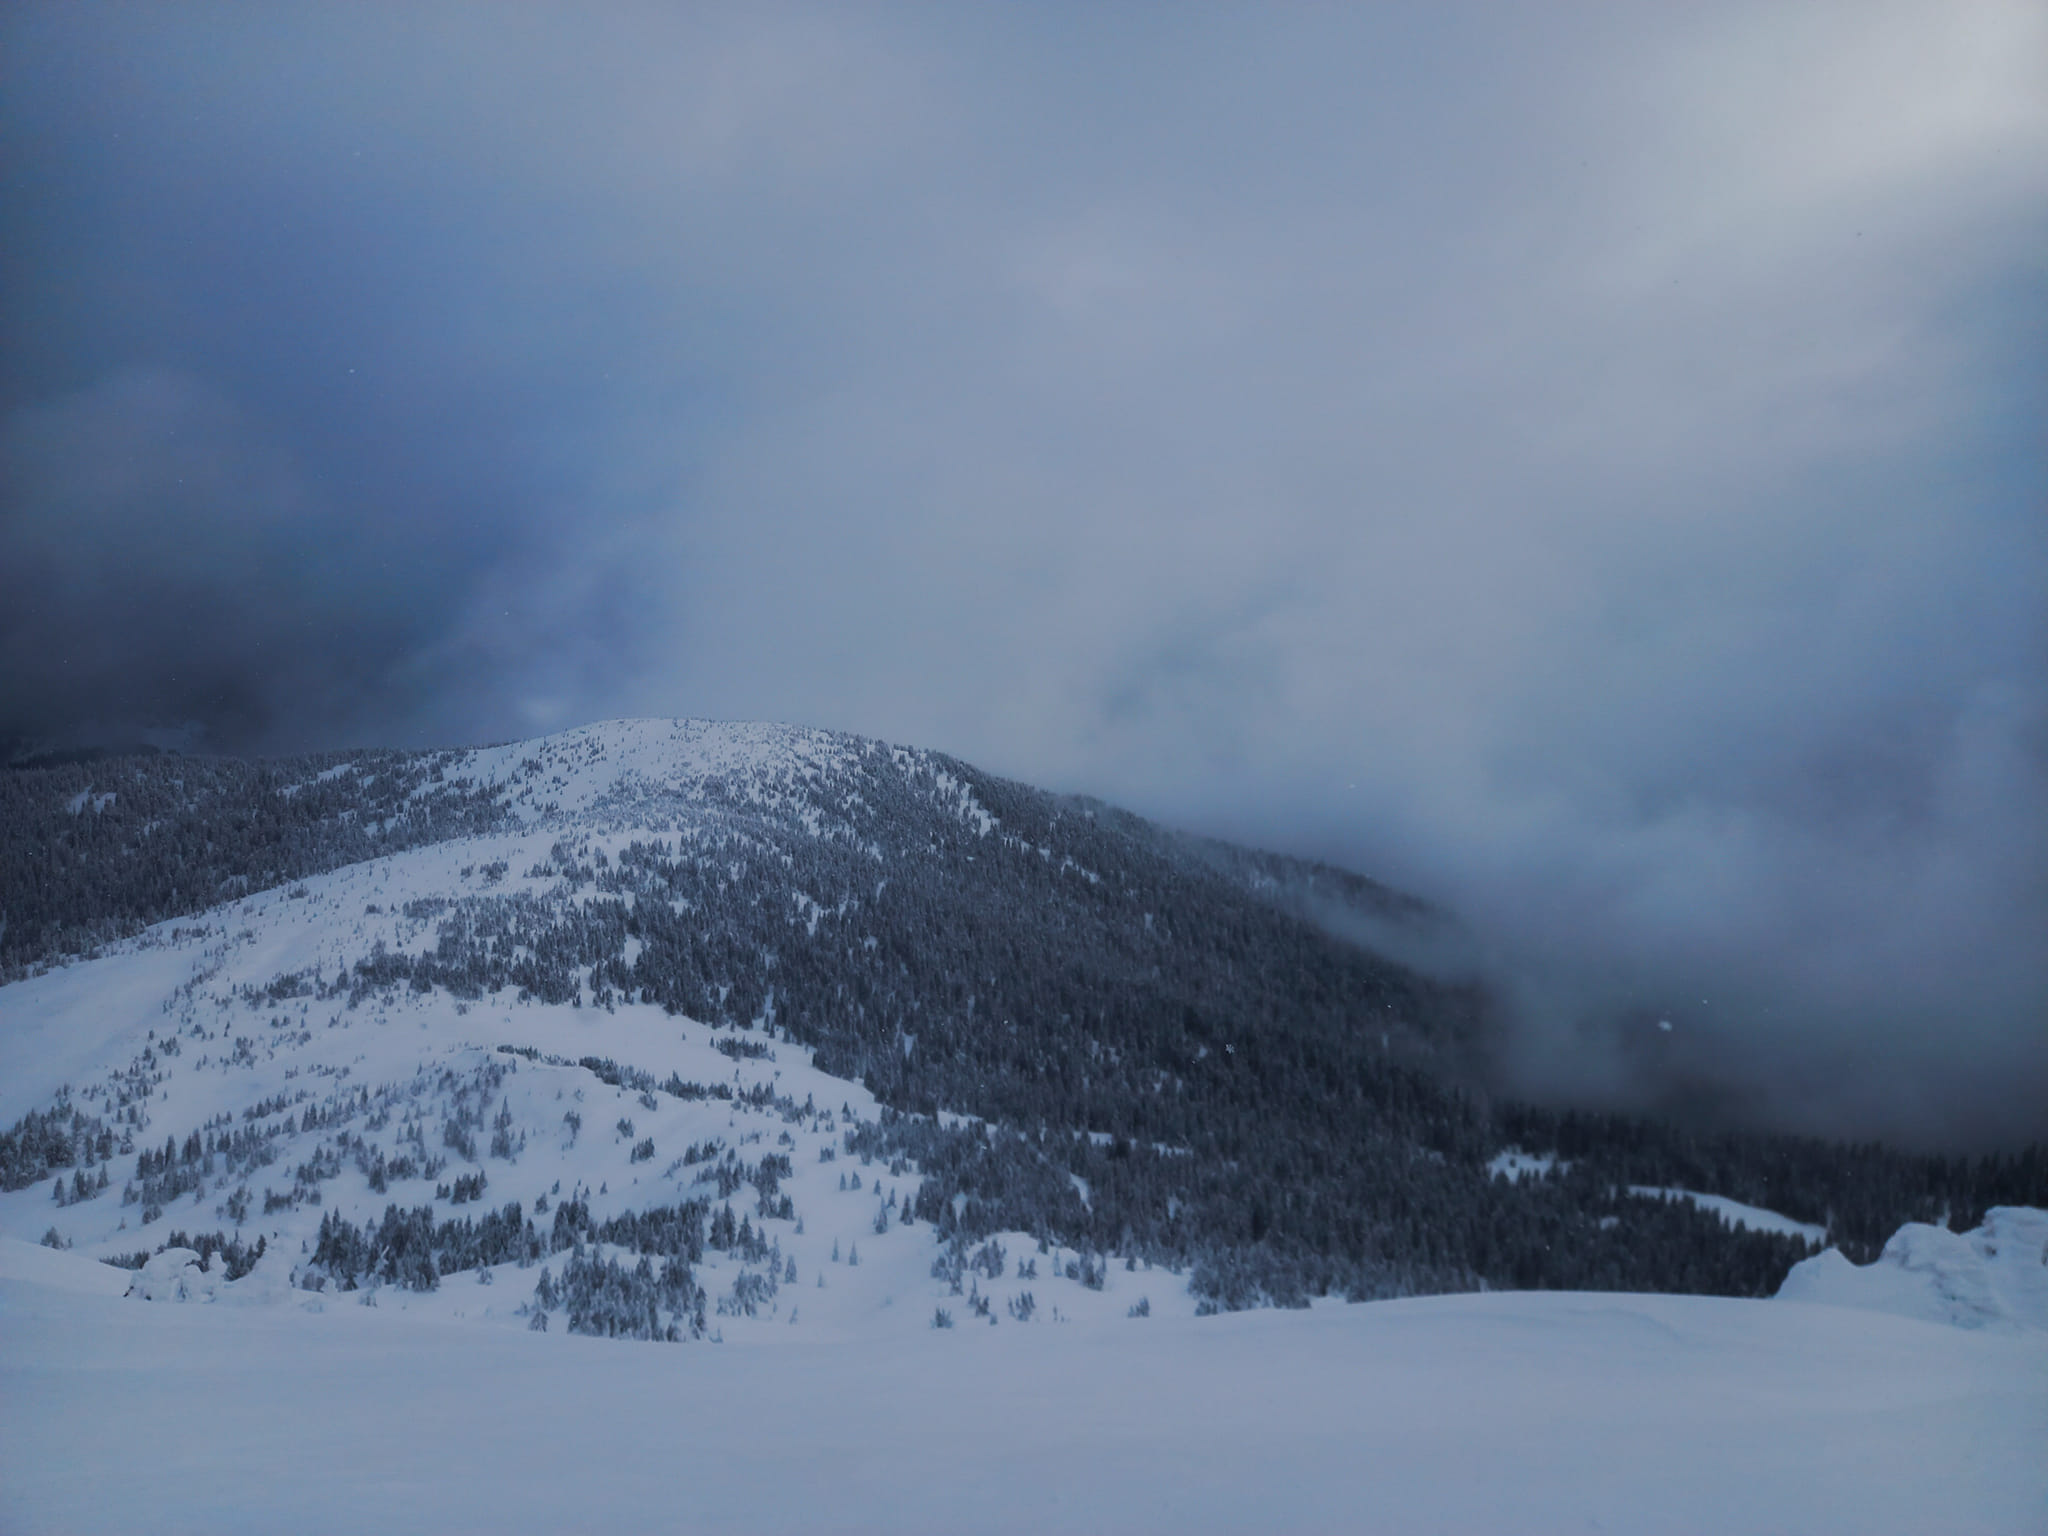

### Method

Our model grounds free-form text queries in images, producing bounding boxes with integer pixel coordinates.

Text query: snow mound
[125,1247,218,1303]
[0,1237,132,1298]
[1777,1206,2048,1332]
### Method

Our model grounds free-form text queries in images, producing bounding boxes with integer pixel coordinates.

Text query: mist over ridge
[3,6,2043,1151]
[2,713,2038,1155]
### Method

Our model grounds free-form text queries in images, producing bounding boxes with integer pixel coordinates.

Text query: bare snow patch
[1628,1187,1826,1244]
[1487,1148,1564,1182]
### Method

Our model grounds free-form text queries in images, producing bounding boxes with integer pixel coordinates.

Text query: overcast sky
[3,4,2043,1146]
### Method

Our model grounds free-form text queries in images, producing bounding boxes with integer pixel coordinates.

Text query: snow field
[3,1262,2044,1536]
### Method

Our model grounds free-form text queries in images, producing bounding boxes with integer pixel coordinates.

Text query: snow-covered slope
[0,895,1177,1340]
[1778,1206,2048,1333]
[1629,1185,1829,1244]
[0,1234,130,1296]
[0,716,2008,1328]
[4,714,1513,1319]
[447,716,906,827]
[0,724,1205,1340]
[3,717,2043,1532]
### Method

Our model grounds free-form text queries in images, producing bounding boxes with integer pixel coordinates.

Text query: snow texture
[0,1236,130,1298]
[3,1264,2044,1536]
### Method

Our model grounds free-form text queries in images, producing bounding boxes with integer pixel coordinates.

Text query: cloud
[2,2,2042,1144]
[0,368,336,748]
[0,364,650,754]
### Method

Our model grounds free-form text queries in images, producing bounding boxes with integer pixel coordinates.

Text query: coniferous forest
[4,736,2041,1311]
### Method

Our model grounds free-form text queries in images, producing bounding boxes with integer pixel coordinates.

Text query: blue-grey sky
[3,4,2043,1145]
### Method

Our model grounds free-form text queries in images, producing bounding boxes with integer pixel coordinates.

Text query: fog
[3,4,2042,1146]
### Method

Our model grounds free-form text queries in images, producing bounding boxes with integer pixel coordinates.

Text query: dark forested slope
[0,749,511,976]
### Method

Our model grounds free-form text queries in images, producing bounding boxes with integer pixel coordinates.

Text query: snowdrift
[1777,1205,2048,1333]
[0,1235,131,1298]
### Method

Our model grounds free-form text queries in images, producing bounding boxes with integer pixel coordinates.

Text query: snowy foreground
[3,1240,2045,1536]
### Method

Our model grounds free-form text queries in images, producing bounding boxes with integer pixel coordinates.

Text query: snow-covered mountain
[5,717,2039,1318]
[3,719,2044,1533]
[3,721,1202,1339]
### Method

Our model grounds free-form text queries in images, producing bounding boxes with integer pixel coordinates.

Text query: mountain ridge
[0,718,1454,983]
[3,718,2041,1320]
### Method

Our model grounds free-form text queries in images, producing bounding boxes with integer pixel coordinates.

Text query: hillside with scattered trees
[5,724,2041,1311]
